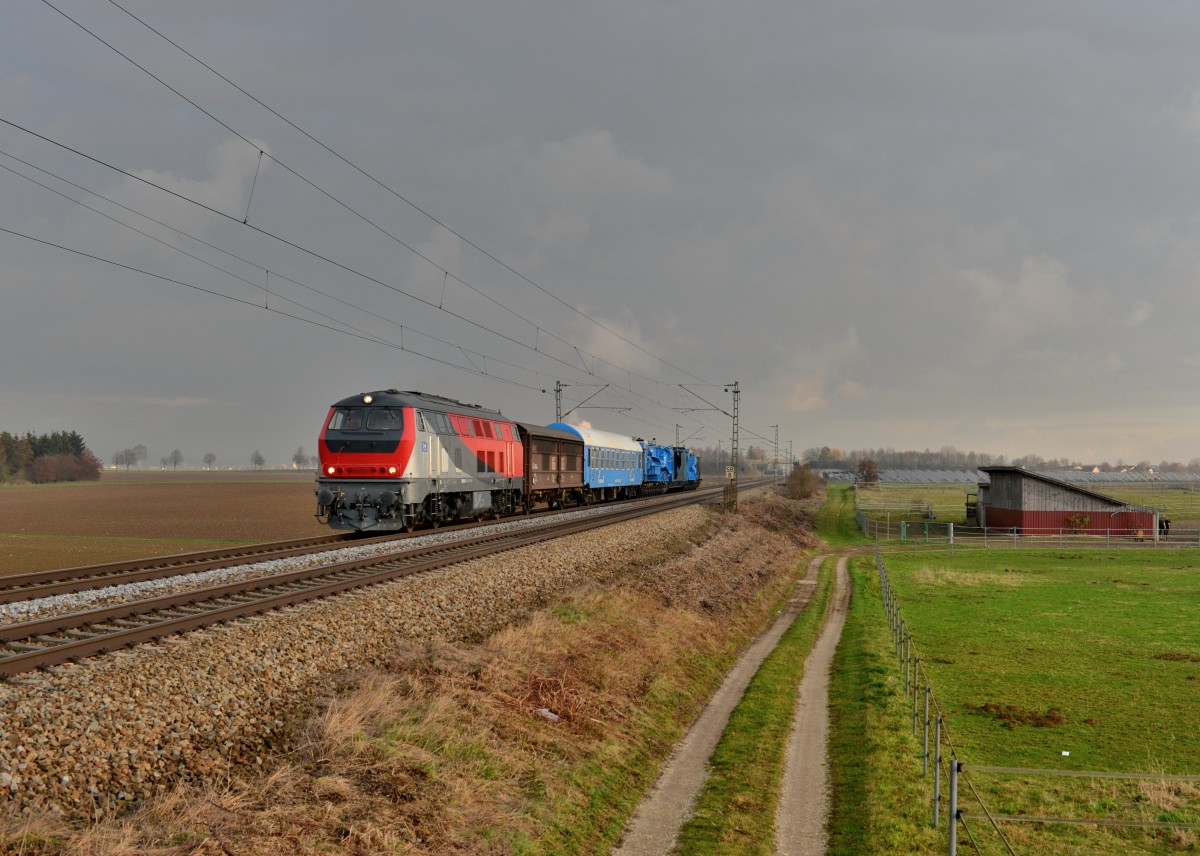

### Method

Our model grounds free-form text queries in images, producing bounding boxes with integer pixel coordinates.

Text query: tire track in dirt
[773,554,850,856]
[613,553,828,856]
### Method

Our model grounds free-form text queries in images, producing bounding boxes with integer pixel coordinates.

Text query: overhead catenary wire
[0,147,560,390]
[0,224,550,393]
[0,135,709,436]
[38,0,714,397]
[102,0,715,387]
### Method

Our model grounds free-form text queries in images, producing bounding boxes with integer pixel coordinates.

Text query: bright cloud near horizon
[3,2,1200,468]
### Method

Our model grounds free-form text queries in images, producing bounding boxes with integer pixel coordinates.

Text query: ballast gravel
[0,502,651,627]
[0,505,710,818]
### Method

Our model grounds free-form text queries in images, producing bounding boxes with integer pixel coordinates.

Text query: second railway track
[0,488,724,678]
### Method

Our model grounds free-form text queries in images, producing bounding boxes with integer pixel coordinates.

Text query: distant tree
[292,447,310,469]
[170,449,184,470]
[856,458,880,484]
[203,452,217,470]
[132,444,148,468]
[27,452,102,483]
[160,456,169,469]
[251,450,265,470]
[2,433,33,479]
[785,464,824,500]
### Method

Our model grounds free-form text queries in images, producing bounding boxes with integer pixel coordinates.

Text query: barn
[976,466,1158,536]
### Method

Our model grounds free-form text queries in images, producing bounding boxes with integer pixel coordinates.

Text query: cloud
[132,136,271,219]
[1124,300,1153,327]
[961,254,1077,363]
[0,74,32,107]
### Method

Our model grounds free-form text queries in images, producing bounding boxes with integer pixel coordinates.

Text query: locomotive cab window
[366,408,402,431]
[328,408,365,431]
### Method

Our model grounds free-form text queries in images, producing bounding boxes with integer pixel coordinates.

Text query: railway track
[0,488,726,678]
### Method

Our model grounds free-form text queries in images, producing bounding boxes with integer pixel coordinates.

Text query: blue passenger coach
[547,422,644,501]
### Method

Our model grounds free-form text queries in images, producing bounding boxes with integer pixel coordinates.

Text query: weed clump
[966,702,1069,729]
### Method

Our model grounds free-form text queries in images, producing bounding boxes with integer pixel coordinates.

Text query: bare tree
[132,444,148,468]
[292,447,311,469]
[170,449,184,470]
[203,452,216,470]
[250,450,265,470]
[856,458,880,484]
[159,456,169,469]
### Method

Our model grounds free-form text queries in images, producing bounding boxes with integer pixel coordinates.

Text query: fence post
[948,759,960,855]
[912,657,920,734]
[948,522,954,545]
[923,685,930,775]
[933,716,942,827]
[904,633,911,696]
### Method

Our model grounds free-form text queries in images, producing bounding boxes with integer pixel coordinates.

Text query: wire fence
[856,493,1200,549]
[875,549,1200,854]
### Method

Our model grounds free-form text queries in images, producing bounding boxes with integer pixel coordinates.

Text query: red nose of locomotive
[315,392,413,531]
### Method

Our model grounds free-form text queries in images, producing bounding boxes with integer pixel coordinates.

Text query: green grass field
[876,546,1200,853]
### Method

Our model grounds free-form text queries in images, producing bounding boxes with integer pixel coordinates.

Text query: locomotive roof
[331,390,507,419]
[546,422,643,452]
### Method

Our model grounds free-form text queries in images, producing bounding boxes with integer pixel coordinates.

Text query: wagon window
[414,411,426,432]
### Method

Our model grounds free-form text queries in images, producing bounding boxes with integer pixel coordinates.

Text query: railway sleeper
[63,629,98,640]
[5,641,49,653]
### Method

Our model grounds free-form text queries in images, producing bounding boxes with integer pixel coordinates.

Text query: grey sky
[3,1,1199,468]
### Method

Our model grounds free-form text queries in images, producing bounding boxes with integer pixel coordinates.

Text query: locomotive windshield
[327,407,403,432]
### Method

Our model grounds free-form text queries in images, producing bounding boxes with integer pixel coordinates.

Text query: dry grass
[1,494,819,855]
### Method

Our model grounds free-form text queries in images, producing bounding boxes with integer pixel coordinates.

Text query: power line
[0,146,554,390]
[40,0,714,394]
[0,223,551,392]
[102,0,715,387]
[0,139,715,434]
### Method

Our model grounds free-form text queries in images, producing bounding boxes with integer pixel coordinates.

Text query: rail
[0,489,717,678]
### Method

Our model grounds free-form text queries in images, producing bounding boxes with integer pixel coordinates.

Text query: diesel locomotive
[315,389,701,532]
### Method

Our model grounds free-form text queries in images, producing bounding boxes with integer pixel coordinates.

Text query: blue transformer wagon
[640,441,676,494]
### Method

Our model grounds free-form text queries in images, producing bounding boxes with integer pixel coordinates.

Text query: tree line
[0,431,103,484]
[802,444,1200,474]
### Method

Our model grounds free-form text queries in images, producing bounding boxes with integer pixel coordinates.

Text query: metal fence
[856,493,1200,549]
[875,549,1200,854]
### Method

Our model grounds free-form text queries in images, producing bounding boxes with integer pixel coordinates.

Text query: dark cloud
[3,1,1200,468]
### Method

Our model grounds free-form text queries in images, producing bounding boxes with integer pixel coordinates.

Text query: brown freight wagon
[516,422,585,509]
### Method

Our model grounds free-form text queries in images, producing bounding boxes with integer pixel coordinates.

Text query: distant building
[976,467,1158,535]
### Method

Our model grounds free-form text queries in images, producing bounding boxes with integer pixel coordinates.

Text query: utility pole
[675,424,682,446]
[555,380,563,422]
[727,381,740,508]
[771,424,779,485]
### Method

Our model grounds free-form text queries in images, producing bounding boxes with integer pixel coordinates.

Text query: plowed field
[0,470,326,575]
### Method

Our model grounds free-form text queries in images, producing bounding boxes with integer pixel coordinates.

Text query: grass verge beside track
[826,557,942,854]
[673,556,835,855]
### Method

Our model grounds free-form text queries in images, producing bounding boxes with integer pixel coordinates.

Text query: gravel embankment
[0,506,710,818]
[0,502,662,627]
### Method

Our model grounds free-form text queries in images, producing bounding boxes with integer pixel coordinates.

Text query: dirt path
[613,553,828,856]
[773,555,851,856]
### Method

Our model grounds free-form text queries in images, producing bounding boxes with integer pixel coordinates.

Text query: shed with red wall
[978,467,1158,536]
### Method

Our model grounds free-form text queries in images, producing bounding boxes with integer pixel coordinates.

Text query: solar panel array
[1045,470,1200,485]
[878,469,989,484]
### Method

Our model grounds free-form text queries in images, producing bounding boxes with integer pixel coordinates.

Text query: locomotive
[315,389,701,532]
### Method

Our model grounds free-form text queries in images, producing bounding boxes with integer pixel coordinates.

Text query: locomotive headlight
[363,394,374,404]
[388,466,397,475]
[326,466,336,475]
